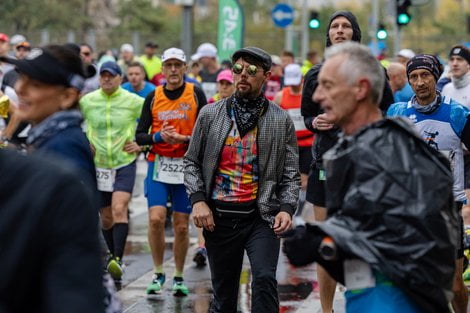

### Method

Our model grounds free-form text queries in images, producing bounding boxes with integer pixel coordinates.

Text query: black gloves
[282,224,324,267]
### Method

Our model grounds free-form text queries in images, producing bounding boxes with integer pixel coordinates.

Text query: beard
[235,85,262,100]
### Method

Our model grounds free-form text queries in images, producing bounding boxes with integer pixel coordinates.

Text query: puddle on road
[125,241,151,255]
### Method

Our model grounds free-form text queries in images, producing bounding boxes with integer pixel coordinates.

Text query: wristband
[153,132,163,143]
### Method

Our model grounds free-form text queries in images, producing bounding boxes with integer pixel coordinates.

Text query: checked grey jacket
[184,96,300,226]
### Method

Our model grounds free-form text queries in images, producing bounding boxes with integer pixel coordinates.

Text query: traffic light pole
[300,0,309,62]
[393,3,401,56]
[371,0,379,55]
[284,0,294,52]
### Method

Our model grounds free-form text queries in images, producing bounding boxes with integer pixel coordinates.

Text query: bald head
[387,62,407,93]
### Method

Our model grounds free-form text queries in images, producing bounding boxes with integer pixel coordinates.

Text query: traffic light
[376,23,387,40]
[309,11,320,29]
[396,0,412,27]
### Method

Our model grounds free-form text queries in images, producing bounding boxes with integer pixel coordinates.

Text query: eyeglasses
[232,63,260,76]
[81,51,91,56]
[163,62,183,69]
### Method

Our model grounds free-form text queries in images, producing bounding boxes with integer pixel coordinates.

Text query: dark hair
[80,43,93,53]
[281,50,295,58]
[221,59,232,69]
[128,61,146,74]
[307,50,318,59]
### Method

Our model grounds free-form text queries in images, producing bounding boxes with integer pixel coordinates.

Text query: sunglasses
[81,51,91,56]
[232,63,260,76]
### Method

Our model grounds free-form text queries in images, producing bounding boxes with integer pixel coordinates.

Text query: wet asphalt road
[118,161,346,313]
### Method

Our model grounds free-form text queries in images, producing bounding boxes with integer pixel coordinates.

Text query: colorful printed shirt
[212,114,258,202]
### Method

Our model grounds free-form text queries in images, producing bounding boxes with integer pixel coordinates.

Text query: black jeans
[204,214,280,313]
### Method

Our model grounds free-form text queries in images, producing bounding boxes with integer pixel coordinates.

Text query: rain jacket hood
[326,11,362,47]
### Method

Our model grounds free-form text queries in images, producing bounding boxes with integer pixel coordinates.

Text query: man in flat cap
[184,46,300,312]
[388,53,470,313]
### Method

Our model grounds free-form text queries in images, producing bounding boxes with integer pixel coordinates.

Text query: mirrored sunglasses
[232,63,259,76]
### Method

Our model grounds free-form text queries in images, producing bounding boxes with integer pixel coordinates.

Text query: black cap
[232,47,272,72]
[145,41,159,48]
[0,48,85,90]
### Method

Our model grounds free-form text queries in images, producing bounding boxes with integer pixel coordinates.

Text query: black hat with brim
[232,47,272,72]
[0,48,85,90]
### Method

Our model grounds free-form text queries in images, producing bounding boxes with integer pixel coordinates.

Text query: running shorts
[144,161,191,214]
[100,161,137,207]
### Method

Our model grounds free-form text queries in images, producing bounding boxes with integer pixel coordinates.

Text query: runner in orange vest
[135,48,207,296]
[274,63,314,225]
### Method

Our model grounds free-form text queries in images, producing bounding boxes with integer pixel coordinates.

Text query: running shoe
[172,277,189,296]
[193,246,207,267]
[146,273,166,295]
[107,257,123,281]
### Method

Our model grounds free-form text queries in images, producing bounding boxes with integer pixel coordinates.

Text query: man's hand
[193,201,215,232]
[161,121,189,145]
[123,141,142,153]
[89,144,96,156]
[273,211,292,235]
[312,113,334,131]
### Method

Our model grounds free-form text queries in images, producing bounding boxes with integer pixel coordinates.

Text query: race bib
[153,156,184,184]
[96,168,116,192]
[287,108,307,131]
[344,259,376,290]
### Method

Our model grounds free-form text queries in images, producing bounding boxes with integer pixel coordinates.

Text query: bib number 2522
[153,156,184,184]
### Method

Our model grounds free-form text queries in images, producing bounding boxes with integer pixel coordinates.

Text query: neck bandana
[231,93,267,138]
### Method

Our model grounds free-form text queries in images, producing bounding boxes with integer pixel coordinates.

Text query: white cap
[284,63,302,86]
[397,49,415,60]
[191,43,217,61]
[120,43,134,53]
[271,55,282,66]
[162,47,186,63]
[10,34,26,46]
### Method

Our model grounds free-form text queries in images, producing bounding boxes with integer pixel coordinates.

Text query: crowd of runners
[1,8,470,313]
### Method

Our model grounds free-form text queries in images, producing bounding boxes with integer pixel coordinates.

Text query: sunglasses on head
[232,63,260,76]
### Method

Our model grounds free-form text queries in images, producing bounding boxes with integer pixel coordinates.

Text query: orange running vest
[149,83,198,160]
[279,87,314,147]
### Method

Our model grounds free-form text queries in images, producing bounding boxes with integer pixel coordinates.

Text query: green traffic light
[309,20,320,29]
[398,13,410,25]
[377,30,388,40]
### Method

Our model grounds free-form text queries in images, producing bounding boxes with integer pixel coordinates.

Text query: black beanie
[326,11,362,47]
[406,54,443,82]
[449,45,470,65]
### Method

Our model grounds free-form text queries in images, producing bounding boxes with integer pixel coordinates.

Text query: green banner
[217,0,244,62]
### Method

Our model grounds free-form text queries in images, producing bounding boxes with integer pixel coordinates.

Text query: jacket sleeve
[301,64,322,133]
[380,67,395,113]
[194,86,208,113]
[184,107,209,205]
[279,115,301,216]
[135,93,155,145]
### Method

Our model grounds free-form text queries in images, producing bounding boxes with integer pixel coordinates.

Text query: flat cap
[232,47,272,71]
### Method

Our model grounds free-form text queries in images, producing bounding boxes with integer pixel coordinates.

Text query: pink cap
[216,69,233,84]
[0,33,9,42]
